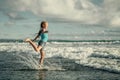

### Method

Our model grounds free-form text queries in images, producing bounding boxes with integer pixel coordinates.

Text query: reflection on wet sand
[37,71,45,80]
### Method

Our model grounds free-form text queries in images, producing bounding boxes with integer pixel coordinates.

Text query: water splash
[16,53,39,69]
[15,53,66,71]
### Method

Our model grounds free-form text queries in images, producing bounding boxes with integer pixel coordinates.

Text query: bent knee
[36,49,40,52]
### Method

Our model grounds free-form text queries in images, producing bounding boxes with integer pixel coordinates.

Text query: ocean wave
[0,42,120,73]
[76,57,120,73]
[0,39,120,44]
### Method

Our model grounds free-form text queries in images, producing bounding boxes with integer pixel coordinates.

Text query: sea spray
[15,53,66,70]
[15,53,39,69]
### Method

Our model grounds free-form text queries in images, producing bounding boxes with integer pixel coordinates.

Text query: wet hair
[38,21,48,35]
[40,21,48,28]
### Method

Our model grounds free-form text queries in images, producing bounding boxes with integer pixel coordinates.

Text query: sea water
[0,39,120,80]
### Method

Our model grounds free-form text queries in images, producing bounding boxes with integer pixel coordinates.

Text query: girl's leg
[25,38,42,52]
[39,49,45,65]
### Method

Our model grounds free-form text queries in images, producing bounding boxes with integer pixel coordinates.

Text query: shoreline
[0,39,120,43]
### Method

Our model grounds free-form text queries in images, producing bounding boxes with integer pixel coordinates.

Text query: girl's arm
[32,30,42,41]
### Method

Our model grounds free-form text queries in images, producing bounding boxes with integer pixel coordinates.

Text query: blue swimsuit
[38,32,48,49]
[40,33,48,42]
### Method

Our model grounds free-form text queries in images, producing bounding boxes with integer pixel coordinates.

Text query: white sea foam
[0,42,120,72]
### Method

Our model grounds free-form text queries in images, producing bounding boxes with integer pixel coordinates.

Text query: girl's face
[45,22,48,28]
[42,22,48,29]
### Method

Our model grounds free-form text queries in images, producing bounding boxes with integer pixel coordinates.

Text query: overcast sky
[0,0,120,39]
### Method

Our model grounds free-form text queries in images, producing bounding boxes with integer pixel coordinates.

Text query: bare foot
[25,38,31,42]
[39,64,44,69]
